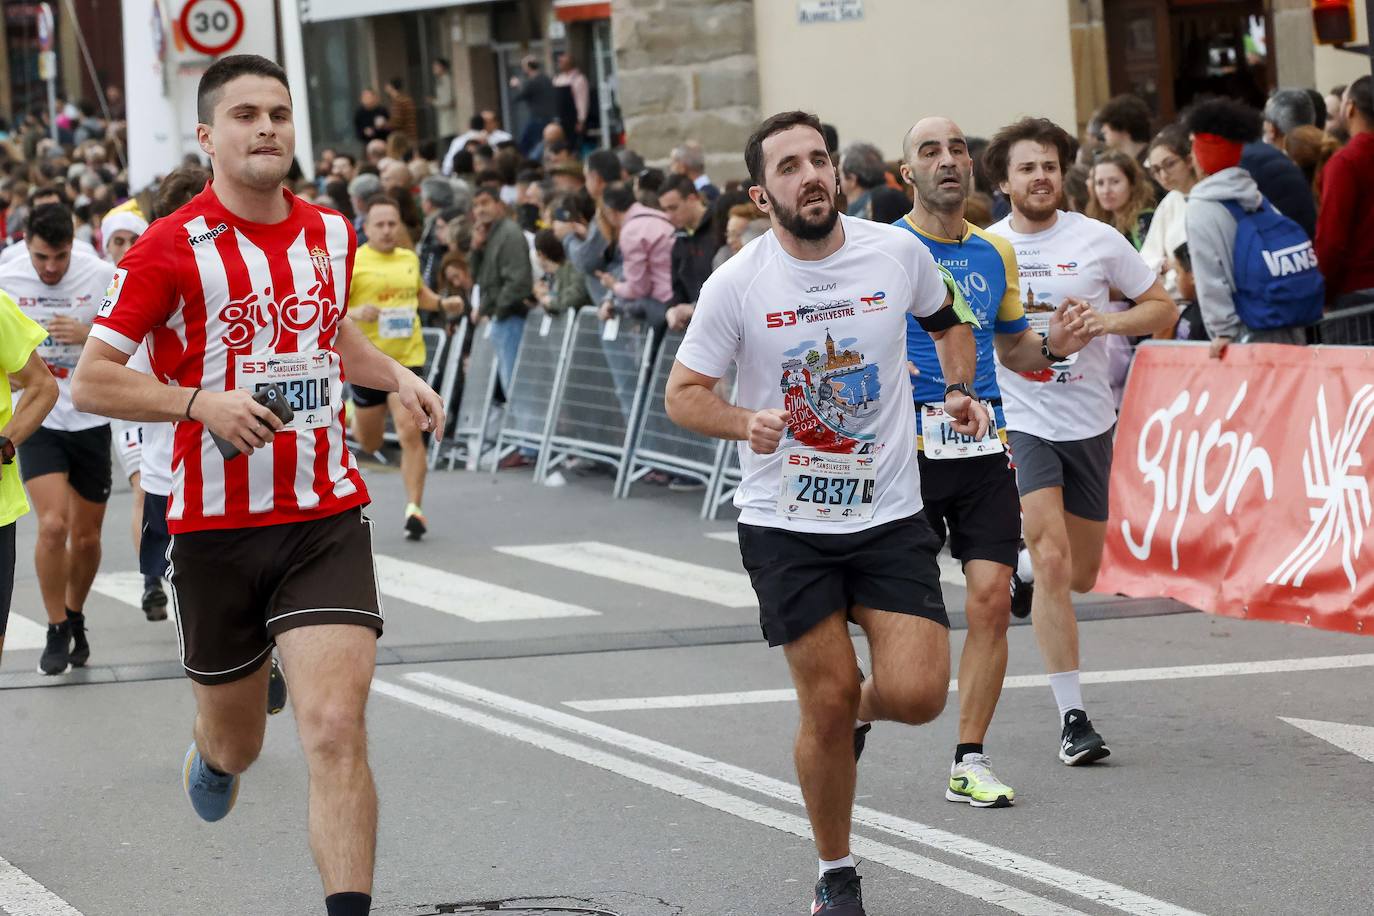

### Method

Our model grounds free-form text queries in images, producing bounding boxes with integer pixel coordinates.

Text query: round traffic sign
[179,0,245,57]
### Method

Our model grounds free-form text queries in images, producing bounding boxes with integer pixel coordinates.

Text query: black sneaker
[1010,569,1033,619]
[38,622,70,675]
[812,866,865,914]
[1059,709,1111,766]
[67,612,90,667]
[142,585,168,622]
[404,509,428,541]
[267,658,288,715]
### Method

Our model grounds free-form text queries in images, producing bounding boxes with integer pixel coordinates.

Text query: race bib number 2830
[777,449,876,521]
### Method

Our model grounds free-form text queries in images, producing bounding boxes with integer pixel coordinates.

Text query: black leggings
[0,522,15,638]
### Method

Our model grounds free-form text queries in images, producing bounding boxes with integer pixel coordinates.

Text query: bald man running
[896,117,1092,806]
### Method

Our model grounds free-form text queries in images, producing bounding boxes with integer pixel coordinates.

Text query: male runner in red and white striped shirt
[73,55,443,916]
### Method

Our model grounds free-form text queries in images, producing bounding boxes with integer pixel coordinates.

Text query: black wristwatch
[0,436,13,465]
[1041,334,1067,364]
[944,382,974,400]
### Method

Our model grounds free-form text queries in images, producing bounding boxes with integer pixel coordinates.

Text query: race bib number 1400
[777,450,876,521]
[235,350,334,431]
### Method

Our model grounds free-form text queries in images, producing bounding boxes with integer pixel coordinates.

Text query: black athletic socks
[325,892,371,916]
[955,742,984,765]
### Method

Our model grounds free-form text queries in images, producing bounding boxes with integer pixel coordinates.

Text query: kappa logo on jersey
[97,268,128,318]
[188,223,229,247]
[309,246,333,284]
[218,281,344,349]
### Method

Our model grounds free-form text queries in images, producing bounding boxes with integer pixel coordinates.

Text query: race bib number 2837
[777,449,876,521]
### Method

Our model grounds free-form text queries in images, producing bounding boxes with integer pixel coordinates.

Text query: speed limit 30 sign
[180,0,246,57]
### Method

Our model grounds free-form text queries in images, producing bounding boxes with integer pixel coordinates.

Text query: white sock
[1047,670,1083,721]
[1016,547,1035,582]
[819,854,856,877]
[854,718,870,729]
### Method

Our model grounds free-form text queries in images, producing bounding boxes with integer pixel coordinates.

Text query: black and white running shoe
[1010,569,1033,619]
[1059,709,1111,765]
[812,866,865,914]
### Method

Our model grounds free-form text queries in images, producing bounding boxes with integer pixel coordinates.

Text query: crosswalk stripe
[703,531,736,543]
[373,554,600,622]
[3,613,48,651]
[702,530,967,586]
[0,853,83,915]
[89,571,145,610]
[495,542,756,608]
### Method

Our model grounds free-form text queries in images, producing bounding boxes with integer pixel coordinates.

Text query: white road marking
[1280,717,1374,764]
[565,652,1374,712]
[2,613,48,651]
[373,679,1086,916]
[702,530,965,585]
[495,542,756,607]
[407,672,1201,916]
[373,555,600,622]
[89,571,145,609]
[0,854,83,915]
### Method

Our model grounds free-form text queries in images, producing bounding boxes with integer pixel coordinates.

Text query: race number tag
[378,308,414,339]
[235,350,334,431]
[1025,310,1078,367]
[30,306,82,372]
[777,449,876,521]
[921,402,1003,460]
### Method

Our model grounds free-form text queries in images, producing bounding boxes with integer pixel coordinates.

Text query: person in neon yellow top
[0,289,59,663]
[347,193,464,540]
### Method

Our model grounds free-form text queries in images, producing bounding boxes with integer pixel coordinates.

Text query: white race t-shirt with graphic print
[0,250,116,431]
[676,214,948,534]
[987,210,1156,442]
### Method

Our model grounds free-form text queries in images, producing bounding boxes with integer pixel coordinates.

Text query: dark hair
[471,185,502,204]
[601,183,636,213]
[1172,240,1191,274]
[659,173,698,200]
[745,110,823,185]
[1350,76,1374,122]
[27,202,74,247]
[154,163,211,219]
[636,167,666,194]
[1305,88,1328,131]
[197,54,289,124]
[1097,94,1153,143]
[493,148,522,185]
[867,187,910,224]
[334,152,355,167]
[324,178,354,221]
[361,192,400,217]
[1147,124,1191,161]
[29,186,62,206]
[546,140,570,156]
[585,149,623,184]
[982,117,1076,186]
[1063,163,1090,213]
[474,169,502,188]
[469,114,485,131]
[821,123,840,154]
[450,150,474,175]
[387,77,404,92]
[534,227,564,263]
[434,58,450,71]
[1184,99,1262,143]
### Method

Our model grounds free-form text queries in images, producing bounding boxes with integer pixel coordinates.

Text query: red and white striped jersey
[90,183,369,534]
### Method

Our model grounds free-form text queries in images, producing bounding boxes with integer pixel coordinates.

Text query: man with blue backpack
[1183,99,1325,357]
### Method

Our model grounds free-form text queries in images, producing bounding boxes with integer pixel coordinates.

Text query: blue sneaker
[182,744,239,822]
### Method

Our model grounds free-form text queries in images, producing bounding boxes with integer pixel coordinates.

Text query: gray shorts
[1006,428,1115,522]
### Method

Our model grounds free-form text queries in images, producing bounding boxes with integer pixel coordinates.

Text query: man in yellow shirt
[0,289,58,663]
[348,194,463,540]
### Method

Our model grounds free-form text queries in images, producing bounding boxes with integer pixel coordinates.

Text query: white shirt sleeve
[904,234,949,319]
[675,270,742,379]
[1095,221,1158,301]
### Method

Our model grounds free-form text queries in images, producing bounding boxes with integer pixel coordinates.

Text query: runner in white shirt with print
[668,110,986,916]
[984,118,1177,766]
[0,202,116,675]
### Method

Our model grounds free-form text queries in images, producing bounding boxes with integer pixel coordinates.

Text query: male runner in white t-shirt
[667,110,986,916]
[984,118,1177,765]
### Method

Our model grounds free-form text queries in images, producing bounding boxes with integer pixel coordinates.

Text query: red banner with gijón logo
[1099,342,1374,635]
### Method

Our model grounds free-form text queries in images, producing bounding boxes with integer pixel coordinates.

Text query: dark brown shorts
[167,508,383,685]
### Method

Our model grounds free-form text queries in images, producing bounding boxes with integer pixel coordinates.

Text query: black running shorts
[917,451,1021,568]
[351,365,424,409]
[738,513,949,647]
[167,507,383,685]
[18,425,113,504]
[1006,428,1115,522]
[0,522,15,639]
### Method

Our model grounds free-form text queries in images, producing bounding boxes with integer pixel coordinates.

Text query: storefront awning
[300,0,495,25]
[554,0,612,23]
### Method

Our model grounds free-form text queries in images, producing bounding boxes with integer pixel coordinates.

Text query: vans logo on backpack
[1260,242,1319,278]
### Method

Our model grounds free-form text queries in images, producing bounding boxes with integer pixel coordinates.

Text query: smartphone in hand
[211,384,295,459]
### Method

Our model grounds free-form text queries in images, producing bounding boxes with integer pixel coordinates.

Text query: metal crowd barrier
[615,330,721,497]
[538,309,656,492]
[1313,301,1374,346]
[444,314,501,470]
[703,431,743,520]
[426,318,468,469]
[491,309,575,470]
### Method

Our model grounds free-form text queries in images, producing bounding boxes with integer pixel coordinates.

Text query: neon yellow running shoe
[946,753,1014,808]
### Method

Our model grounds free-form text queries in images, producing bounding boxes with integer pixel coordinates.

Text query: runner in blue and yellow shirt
[895,117,1092,809]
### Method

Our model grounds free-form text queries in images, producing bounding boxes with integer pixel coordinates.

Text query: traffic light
[1312,0,1356,45]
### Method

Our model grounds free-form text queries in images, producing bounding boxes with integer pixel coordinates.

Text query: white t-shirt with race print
[676,214,948,534]
[987,210,1156,442]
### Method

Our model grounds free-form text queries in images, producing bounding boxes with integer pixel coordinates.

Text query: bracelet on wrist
[185,387,202,421]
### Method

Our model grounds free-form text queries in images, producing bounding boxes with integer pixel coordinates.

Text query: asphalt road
[2,459,1371,916]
